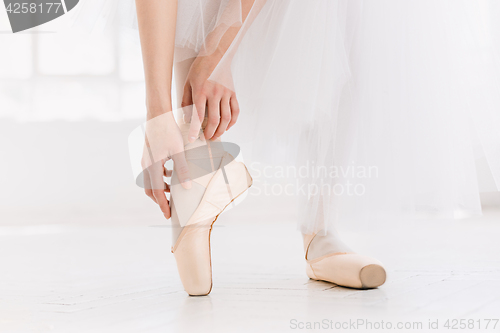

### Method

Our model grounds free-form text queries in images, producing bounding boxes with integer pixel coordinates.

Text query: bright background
[0,7,163,225]
[0,4,285,227]
[0,3,498,227]
[1,4,500,332]
[0,4,145,121]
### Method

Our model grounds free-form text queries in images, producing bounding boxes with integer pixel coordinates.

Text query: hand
[181,55,240,142]
[141,111,191,219]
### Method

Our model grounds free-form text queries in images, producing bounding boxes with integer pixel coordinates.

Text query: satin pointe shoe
[170,122,252,296]
[303,233,386,289]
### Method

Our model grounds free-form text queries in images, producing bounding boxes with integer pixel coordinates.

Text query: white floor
[1,194,500,333]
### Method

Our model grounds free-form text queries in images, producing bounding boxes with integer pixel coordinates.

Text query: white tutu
[73,0,500,234]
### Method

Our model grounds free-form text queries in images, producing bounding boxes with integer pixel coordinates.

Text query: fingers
[144,160,172,218]
[187,82,238,141]
[151,165,171,217]
[181,83,193,108]
[213,94,231,139]
[204,95,221,140]
[171,151,192,190]
[152,189,171,219]
[142,169,157,202]
[184,83,202,143]
[163,168,172,191]
[227,94,240,130]
[181,84,194,124]
[145,188,156,203]
[164,167,173,177]
[189,95,206,143]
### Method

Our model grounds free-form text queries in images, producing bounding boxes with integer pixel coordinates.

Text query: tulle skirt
[181,0,500,234]
[74,0,500,234]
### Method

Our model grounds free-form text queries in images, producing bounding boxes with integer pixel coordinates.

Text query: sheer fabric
[73,0,500,234]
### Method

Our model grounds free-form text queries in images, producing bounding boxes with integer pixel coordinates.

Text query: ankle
[303,230,353,260]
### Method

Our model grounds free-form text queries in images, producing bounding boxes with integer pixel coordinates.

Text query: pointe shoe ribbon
[170,121,252,296]
[170,123,252,228]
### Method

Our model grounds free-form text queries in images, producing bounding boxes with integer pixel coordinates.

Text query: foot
[169,121,253,296]
[303,231,386,289]
[171,216,217,296]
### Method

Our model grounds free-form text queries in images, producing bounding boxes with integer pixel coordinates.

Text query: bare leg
[302,197,353,259]
[174,57,196,110]
[170,56,196,245]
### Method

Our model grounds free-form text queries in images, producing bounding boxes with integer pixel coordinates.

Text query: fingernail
[182,179,192,189]
[189,136,196,142]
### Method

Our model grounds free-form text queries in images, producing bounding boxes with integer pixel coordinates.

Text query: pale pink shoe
[303,234,386,289]
[170,123,252,296]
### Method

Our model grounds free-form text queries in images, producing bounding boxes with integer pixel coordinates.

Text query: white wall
[0,3,498,227]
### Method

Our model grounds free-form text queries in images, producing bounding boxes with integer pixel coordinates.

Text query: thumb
[189,103,202,143]
[172,151,192,190]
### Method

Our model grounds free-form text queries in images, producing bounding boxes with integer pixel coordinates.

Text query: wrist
[145,92,172,120]
[146,103,172,119]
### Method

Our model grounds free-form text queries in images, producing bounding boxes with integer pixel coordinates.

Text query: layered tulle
[209,0,500,234]
[72,0,500,234]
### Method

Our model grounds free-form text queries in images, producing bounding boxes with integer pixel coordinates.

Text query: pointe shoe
[303,233,386,289]
[170,123,252,296]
